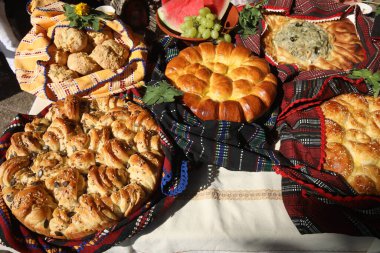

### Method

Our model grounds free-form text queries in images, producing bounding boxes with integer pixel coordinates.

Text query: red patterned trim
[289,13,342,21]
[264,6,290,15]
[264,54,278,66]
[316,106,326,171]
[278,75,365,121]
[273,165,380,203]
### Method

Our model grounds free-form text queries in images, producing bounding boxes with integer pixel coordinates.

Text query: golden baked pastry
[47,64,79,83]
[321,93,380,195]
[47,45,69,66]
[263,15,365,71]
[165,42,278,122]
[0,95,163,239]
[67,52,101,75]
[90,39,130,70]
[87,28,114,46]
[53,27,88,53]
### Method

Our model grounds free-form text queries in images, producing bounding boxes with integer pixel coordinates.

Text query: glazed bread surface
[0,95,163,239]
[321,94,380,195]
[165,42,278,122]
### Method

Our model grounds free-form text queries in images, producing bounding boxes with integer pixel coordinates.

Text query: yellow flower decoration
[74,3,90,16]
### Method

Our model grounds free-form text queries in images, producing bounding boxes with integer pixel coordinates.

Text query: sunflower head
[74,3,90,16]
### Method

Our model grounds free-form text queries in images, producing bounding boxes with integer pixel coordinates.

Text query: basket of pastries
[15,0,147,101]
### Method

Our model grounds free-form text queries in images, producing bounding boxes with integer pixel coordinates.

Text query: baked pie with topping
[321,93,380,195]
[0,95,163,239]
[165,42,278,122]
[263,15,365,71]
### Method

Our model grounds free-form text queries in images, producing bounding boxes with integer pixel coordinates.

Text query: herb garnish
[237,1,267,38]
[143,81,183,105]
[348,69,380,97]
[64,3,113,31]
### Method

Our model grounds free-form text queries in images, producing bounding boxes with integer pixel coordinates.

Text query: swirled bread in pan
[165,42,278,123]
[0,95,163,239]
[263,15,365,71]
[321,94,380,195]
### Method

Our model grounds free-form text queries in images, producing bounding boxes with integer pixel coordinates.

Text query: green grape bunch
[180,7,232,43]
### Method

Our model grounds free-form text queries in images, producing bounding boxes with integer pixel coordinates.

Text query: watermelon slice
[158,0,230,33]
[204,0,230,20]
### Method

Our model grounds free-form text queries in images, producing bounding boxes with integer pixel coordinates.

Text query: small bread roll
[87,28,114,46]
[67,52,101,75]
[101,39,129,60]
[52,50,68,66]
[47,45,68,65]
[54,27,88,53]
[48,64,78,83]
[90,40,130,70]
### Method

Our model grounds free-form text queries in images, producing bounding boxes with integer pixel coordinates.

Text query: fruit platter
[0,0,380,252]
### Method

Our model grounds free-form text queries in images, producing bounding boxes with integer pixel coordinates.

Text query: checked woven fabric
[0,92,187,253]
[147,37,290,172]
[234,0,380,237]
[271,2,380,237]
[16,0,147,101]
[276,77,380,238]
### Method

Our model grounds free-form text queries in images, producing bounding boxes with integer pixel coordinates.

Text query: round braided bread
[0,95,163,239]
[165,42,278,122]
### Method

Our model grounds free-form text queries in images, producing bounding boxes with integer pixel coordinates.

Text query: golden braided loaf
[321,94,380,195]
[0,95,163,239]
[165,42,278,122]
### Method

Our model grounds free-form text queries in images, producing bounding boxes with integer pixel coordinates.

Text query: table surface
[0,98,370,252]
[2,1,380,251]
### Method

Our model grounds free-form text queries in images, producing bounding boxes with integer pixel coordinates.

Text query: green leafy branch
[64,3,113,31]
[237,0,268,39]
[348,69,380,97]
[142,80,183,105]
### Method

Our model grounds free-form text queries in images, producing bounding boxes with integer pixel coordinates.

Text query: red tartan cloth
[0,92,187,252]
[236,0,380,237]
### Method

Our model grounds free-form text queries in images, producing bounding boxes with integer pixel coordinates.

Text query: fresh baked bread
[263,15,365,71]
[47,64,79,83]
[321,93,380,195]
[0,95,163,239]
[87,28,114,46]
[90,39,130,70]
[165,42,278,122]
[47,45,69,66]
[53,27,88,53]
[67,52,101,75]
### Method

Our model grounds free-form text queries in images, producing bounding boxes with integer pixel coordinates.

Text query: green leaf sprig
[63,3,113,31]
[237,0,268,39]
[143,81,183,105]
[348,69,380,97]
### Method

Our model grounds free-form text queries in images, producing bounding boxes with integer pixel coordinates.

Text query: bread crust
[263,15,365,71]
[0,95,163,239]
[321,94,380,195]
[90,39,130,70]
[165,42,278,122]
